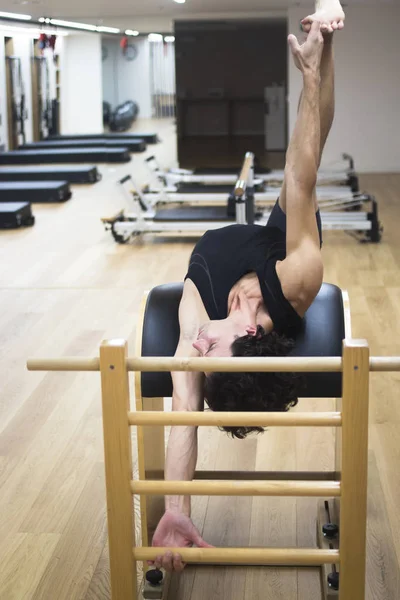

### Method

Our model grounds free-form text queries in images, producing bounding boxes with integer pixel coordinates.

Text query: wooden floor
[0,118,399,600]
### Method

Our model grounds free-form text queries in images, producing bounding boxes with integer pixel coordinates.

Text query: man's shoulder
[179,280,208,342]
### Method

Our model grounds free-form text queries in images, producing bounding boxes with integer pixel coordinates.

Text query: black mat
[175,182,264,194]
[20,139,146,152]
[0,147,131,165]
[175,183,233,194]
[0,202,35,228]
[49,132,159,144]
[0,165,100,184]
[0,181,72,203]
[192,166,272,175]
[154,206,232,222]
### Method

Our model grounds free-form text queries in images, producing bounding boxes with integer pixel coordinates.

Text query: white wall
[11,35,34,144]
[0,35,8,150]
[102,38,118,108]
[288,5,400,173]
[102,37,152,118]
[150,40,175,96]
[59,35,103,134]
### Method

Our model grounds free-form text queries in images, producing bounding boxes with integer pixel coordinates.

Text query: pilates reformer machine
[102,153,382,244]
[27,283,400,600]
[117,170,361,211]
[142,155,361,204]
[145,153,359,191]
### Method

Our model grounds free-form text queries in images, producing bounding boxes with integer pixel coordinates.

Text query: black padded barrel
[141,283,344,399]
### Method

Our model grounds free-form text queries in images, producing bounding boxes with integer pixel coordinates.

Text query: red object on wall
[120,36,128,53]
[49,35,57,51]
[38,33,47,51]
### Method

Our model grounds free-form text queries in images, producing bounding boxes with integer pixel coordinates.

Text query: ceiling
[1,0,395,30]
[6,0,292,19]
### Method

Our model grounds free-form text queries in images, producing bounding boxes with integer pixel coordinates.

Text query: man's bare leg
[297,32,335,161]
[280,0,344,213]
[302,0,344,167]
[318,34,335,169]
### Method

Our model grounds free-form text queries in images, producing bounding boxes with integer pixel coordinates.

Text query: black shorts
[266,199,323,248]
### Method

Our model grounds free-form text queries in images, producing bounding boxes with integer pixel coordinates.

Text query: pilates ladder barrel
[28,339,400,600]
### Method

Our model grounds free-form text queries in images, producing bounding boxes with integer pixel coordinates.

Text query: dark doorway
[174,19,288,170]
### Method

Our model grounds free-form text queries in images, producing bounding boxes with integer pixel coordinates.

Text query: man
[150,0,345,573]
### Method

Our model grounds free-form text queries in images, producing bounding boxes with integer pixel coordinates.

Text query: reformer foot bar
[27,343,400,600]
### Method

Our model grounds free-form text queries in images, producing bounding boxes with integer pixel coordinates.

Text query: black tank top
[185,224,303,335]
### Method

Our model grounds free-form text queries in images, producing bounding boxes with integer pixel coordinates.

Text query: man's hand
[288,21,324,75]
[150,510,213,573]
[301,1,345,34]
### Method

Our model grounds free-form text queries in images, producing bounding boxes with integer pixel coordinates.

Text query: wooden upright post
[100,340,137,600]
[339,339,370,600]
[140,397,165,543]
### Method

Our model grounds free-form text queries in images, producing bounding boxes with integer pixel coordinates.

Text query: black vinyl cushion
[0,201,34,228]
[0,181,72,203]
[154,206,232,222]
[141,282,344,399]
[0,166,99,184]
[49,133,159,144]
[175,183,264,194]
[0,148,131,164]
[19,139,146,152]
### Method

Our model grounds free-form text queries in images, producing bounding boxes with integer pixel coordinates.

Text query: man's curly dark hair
[203,326,303,439]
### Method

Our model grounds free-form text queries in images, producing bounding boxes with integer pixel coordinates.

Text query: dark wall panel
[175,20,287,169]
